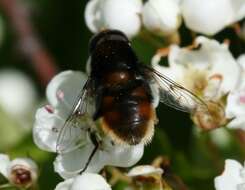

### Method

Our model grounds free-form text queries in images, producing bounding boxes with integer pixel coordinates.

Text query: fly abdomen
[100,82,156,145]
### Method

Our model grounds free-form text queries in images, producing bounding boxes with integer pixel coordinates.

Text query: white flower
[152,37,242,129]
[226,54,245,130]
[33,71,88,152]
[128,165,163,177]
[33,71,144,179]
[142,0,181,35]
[181,0,245,35]
[55,173,111,190]
[0,70,37,117]
[214,159,245,190]
[0,154,38,188]
[85,0,142,38]
[152,37,241,100]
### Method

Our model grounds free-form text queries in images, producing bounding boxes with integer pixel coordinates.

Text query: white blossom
[215,159,245,190]
[85,0,142,38]
[226,54,245,130]
[152,37,242,129]
[142,0,181,35]
[181,0,245,35]
[33,71,88,153]
[55,173,111,190]
[33,71,144,179]
[152,36,242,100]
[0,154,38,188]
[0,70,37,117]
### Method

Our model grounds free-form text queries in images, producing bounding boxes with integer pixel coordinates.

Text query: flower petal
[71,173,111,190]
[33,107,88,153]
[182,0,236,35]
[142,0,181,35]
[33,107,65,152]
[54,143,106,179]
[231,0,245,22]
[54,139,144,179]
[104,142,144,168]
[55,178,74,190]
[101,0,142,38]
[84,0,102,33]
[46,71,87,116]
[85,0,142,38]
[0,154,10,178]
[214,159,243,190]
[226,88,245,130]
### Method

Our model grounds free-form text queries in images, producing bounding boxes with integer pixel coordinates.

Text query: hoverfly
[56,30,222,172]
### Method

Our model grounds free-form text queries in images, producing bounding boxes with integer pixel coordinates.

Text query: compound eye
[89,30,129,53]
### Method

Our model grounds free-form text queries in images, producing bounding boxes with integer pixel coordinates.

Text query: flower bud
[142,0,181,35]
[182,0,245,35]
[0,70,36,117]
[8,158,38,188]
[85,0,142,38]
[128,165,164,190]
[0,154,38,188]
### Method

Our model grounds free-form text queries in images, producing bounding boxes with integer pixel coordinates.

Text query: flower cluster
[31,1,245,189]
[85,0,245,38]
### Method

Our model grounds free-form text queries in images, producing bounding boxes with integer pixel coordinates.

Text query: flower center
[182,68,208,95]
[10,166,32,188]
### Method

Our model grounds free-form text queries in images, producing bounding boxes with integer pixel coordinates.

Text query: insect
[56,30,222,172]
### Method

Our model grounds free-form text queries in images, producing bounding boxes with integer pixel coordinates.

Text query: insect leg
[79,132,100,174]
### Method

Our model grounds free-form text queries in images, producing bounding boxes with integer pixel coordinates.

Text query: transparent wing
[143,66,210,114]
[144,66,225,130]
[56,79,94,154]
